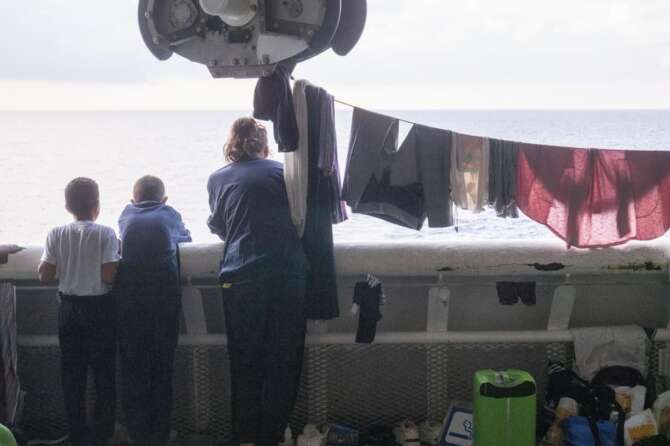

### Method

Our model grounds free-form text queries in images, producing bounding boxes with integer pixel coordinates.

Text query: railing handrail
[2,241,669,281]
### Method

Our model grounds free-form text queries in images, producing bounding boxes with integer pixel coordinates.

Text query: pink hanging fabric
[517,143,670,248]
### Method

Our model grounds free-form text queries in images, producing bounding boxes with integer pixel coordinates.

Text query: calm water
[1,110,670,245]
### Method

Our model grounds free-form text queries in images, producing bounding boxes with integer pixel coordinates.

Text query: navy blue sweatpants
[58,294,116,446]
[117,262,181,446]
[222,274,306,446]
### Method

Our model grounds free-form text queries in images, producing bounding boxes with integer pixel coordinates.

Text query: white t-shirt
[41,221,120,296]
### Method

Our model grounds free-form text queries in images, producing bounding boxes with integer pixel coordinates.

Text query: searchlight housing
[138,0,367,78]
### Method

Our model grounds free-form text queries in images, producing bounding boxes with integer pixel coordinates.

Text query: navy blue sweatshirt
[119,201,192,265]
[207,159,307,282]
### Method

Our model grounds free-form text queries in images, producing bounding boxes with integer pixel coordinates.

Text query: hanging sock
[352,278,384,344]
[495,282,536,306]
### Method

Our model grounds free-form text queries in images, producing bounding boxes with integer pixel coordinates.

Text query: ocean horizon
[2,109,670,246]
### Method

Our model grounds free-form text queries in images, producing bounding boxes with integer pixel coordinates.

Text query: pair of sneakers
[297,425,325,446]
[394,420,442,446]
[297,424,359,446]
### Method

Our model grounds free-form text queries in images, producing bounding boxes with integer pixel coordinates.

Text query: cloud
[0,0,669,108]
[0,78,257,110]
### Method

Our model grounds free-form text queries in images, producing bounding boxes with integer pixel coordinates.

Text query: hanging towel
[0,283,19,425]
[572,326,649,382]
[342,108,453,230]
[517,144,670,248]
[488,139,519,218]
[285,79,311,237]
[302,84,340,320]
[253,61,299,152]
[451,132,490,212]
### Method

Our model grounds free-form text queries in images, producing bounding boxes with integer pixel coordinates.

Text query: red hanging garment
[517,144,670,248]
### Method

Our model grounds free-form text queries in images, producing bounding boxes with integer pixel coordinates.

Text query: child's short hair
[133,175,165,202]
[65,178,99,218]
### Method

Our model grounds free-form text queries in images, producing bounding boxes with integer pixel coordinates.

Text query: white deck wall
[3,241,670,341]
[3,241,670,439]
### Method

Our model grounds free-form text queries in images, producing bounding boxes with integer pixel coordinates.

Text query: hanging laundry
[342,108,453,230]
[316,86,348,224]
[302,83,341,320]
[451,132,490,212]
[352,278,384,344]
[496,282,536,306]
[408,125,454,227]
[517,144,670,248]
[488,139,519,218]
[343,108,423,229]
[285,79,311,237]
[253,61,299,153]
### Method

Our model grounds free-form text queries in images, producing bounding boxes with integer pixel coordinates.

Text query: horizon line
[2,107,670,112]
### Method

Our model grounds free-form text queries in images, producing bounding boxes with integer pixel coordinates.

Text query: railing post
[426,285,450,421]
[547,284,576,331]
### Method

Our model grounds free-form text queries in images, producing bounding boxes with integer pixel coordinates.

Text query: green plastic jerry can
[473,369,536,446]
[0,424,17,446]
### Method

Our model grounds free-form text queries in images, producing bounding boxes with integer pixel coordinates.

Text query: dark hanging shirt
[207,159,308,282]
[253,62,299,153]
[118,201,192,266]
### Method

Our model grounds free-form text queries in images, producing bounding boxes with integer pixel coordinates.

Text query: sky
[1,0,670,110]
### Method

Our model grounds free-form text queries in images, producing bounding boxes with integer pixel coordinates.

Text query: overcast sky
[1,0,669,110]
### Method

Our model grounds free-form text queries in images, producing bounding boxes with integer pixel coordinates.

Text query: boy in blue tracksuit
[117,175,191,446]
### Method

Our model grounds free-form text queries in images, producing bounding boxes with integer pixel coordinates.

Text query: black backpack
[592,365,653,409]
[544,361,625,446]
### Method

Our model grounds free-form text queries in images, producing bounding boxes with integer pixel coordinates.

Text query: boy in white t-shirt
[37,177,120,446]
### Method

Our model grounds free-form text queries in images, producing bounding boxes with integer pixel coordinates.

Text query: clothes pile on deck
[538,326,670,446]
[277,420,448,446]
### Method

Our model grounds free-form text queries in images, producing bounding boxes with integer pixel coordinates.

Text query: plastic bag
[625,409,659,446]
[653,391,670,439]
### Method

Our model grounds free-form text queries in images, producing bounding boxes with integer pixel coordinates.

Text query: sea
[1,110,670,246]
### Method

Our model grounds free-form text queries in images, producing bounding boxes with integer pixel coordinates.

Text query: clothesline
[265,75,670,249]
[333,98,420,126]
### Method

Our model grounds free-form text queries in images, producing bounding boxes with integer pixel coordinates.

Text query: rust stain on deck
[607,262,663,272]
[529,263,566,272]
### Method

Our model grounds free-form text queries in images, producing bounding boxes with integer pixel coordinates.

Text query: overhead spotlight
[199,0,257,27]
[138,0,367,78]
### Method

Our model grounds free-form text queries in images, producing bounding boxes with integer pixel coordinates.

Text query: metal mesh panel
[325,345,427,428]
[15,339,650,441]
[650,342,668,396]
[172,346,231,443]
[17,346,68,439]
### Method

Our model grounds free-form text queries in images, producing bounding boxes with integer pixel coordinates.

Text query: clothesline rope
[333,98,420,126]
